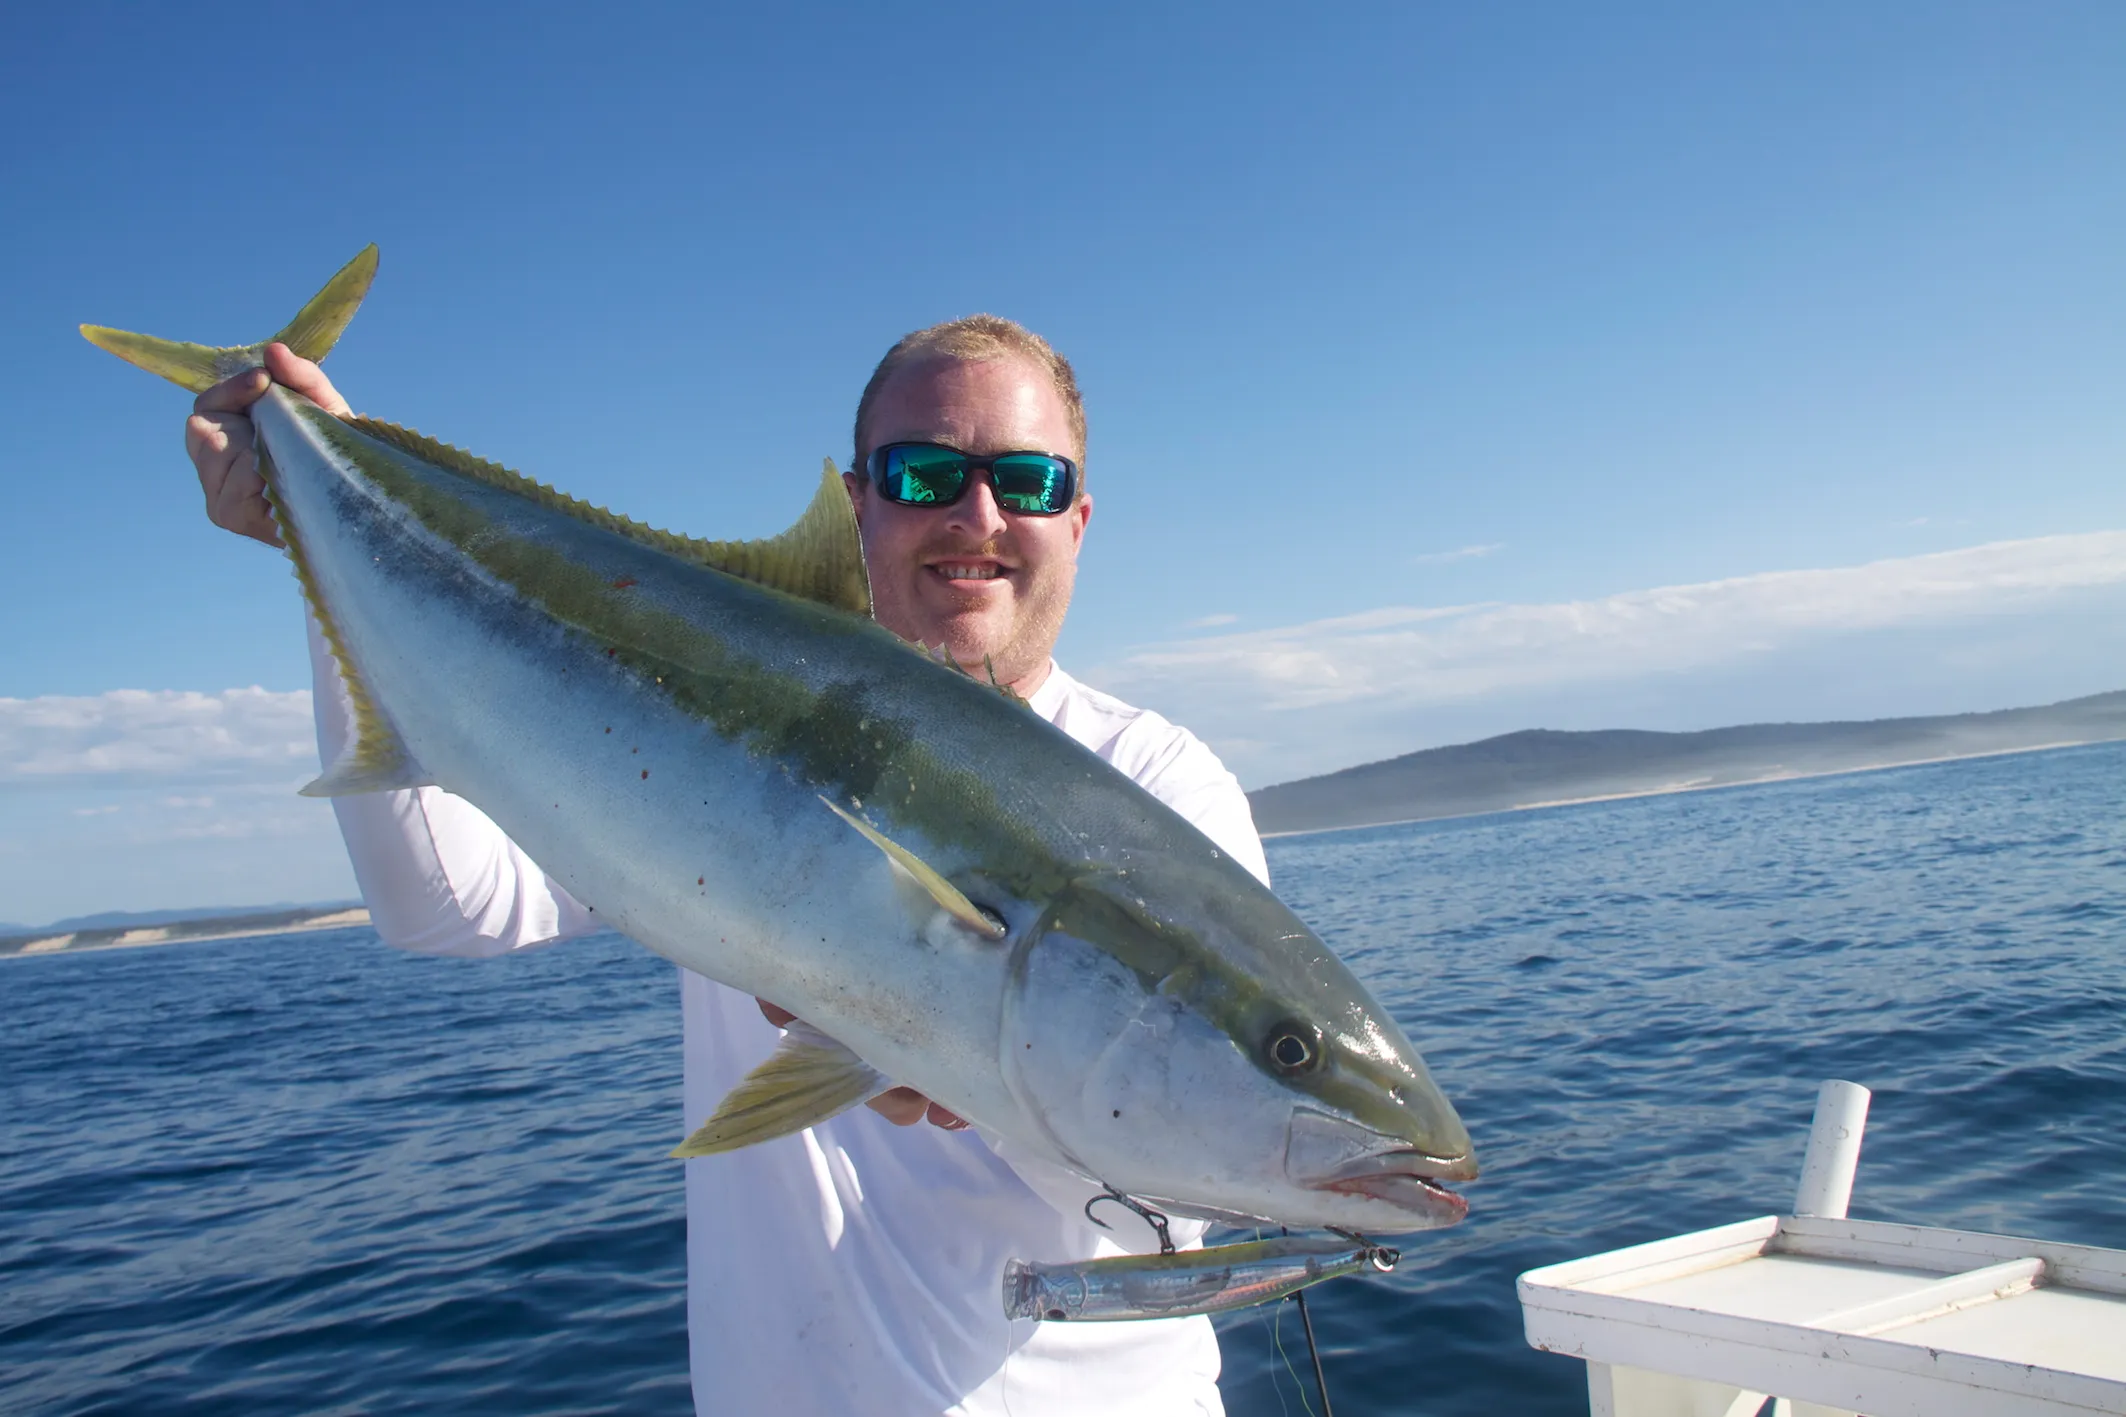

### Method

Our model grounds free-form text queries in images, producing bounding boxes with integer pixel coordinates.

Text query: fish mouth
[1312,1150,1473,1223]
[1287,1107,1476,1227]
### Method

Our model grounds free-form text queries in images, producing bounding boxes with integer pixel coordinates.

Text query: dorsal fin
[698,460,871,616]
[342,419,871,617]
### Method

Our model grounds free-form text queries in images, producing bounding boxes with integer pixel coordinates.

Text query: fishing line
[1250,1228,1315,1417]
[1265,1279,1311,1417]
[1284,1226,1336,1417]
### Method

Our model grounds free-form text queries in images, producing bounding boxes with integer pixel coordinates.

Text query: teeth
[939,565,1000,580]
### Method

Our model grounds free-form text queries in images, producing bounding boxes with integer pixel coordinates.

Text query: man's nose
[944,471,1010,539]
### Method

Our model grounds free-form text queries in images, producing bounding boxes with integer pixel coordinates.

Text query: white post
[1793,1080,1870,1219]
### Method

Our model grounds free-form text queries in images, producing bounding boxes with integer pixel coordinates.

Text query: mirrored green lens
[990,455,1072,513]
[883,447,970,505]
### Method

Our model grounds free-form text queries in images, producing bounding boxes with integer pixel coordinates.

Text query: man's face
[846,354,1092,693]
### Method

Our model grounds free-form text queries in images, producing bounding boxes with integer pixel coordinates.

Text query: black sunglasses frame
[863,443,1081,516]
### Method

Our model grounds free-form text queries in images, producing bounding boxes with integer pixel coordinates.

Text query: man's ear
[841,469,868,528]
[1069,490,1092,549]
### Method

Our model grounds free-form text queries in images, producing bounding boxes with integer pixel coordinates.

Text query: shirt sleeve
[310,618,601,957]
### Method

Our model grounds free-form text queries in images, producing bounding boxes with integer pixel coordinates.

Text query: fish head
[1001,862,1477,1234]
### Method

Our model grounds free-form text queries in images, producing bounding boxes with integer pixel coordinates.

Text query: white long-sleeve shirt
[310,627,1270,1416]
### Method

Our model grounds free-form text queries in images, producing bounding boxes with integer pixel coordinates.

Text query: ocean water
[4,741,2121,1416]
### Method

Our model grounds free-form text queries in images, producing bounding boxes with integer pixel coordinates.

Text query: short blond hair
[853,315,1087,475]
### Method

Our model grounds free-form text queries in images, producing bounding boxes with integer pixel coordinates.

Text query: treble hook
[1084,1187,1176,1255]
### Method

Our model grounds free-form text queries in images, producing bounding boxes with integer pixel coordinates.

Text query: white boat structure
[1518,1081,2126,1416]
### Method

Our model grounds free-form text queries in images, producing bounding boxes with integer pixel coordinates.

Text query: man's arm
[309,618,601,955]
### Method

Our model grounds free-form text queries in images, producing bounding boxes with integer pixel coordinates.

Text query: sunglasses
[864,443,1080,516]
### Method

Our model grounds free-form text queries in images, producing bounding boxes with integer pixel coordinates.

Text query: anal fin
[297,637,434,799]
[300,753,434,798]
[670,1020,890,1157]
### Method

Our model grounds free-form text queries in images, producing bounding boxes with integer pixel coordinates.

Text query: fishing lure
[1002,1233,1399,1323]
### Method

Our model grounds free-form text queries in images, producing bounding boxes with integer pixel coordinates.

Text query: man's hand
[185,342,351,547]
[755,998,967,1131]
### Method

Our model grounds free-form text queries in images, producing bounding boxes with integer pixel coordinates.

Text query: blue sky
[2,3,2121,925]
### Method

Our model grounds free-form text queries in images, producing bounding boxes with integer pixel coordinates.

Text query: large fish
[83,250,1477,1235]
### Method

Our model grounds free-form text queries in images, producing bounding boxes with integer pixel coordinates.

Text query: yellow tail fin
[80,245,379,392]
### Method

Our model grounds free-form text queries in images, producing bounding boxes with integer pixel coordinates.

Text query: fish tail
[79,245,380,392]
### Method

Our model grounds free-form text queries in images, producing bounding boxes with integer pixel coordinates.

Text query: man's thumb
[263,341,352,417]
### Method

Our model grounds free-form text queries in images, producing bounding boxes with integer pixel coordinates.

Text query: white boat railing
[1517,1080,2126,1417]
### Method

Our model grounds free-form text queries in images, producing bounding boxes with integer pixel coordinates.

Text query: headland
[0,905,372,960]
[1248,689,2126,837]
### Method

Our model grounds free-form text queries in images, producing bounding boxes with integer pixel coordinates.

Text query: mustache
[919,535,1010,561]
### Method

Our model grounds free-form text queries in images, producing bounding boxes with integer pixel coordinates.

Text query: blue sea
[5,742,2122,1416]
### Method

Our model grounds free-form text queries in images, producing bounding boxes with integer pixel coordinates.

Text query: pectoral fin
[670,1020,890,1157]
[820,797,1007,940]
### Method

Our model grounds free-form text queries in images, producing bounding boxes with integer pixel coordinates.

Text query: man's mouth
[929,560,1009,583]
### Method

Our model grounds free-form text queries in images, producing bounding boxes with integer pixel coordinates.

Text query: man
[187,317,1268,1415]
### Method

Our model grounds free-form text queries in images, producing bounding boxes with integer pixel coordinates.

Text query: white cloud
[0,688,316,787]
[1105,533,2126,714]
[1411,542,1504,565]
[1088,532,2126,783]
[0,691,357,925]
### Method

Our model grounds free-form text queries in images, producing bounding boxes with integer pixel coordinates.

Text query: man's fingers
[263,343,351,416]
[187,413,280,547]
[753,1001,966,1133]
[193,367,270,416]
[186,410,252,470]
[188,347,352,419]
[209,458,282,546]
[188,413,254,510]
[866,1088,968,1130]
[869,1088,930,1126]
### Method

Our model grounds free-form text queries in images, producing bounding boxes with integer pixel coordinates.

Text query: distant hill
[1248,690,2126,837]
[36,902,360,933]
[1,902,371,960]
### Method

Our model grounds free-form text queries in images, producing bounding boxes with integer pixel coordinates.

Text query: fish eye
[1264,1022,1320,1075]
